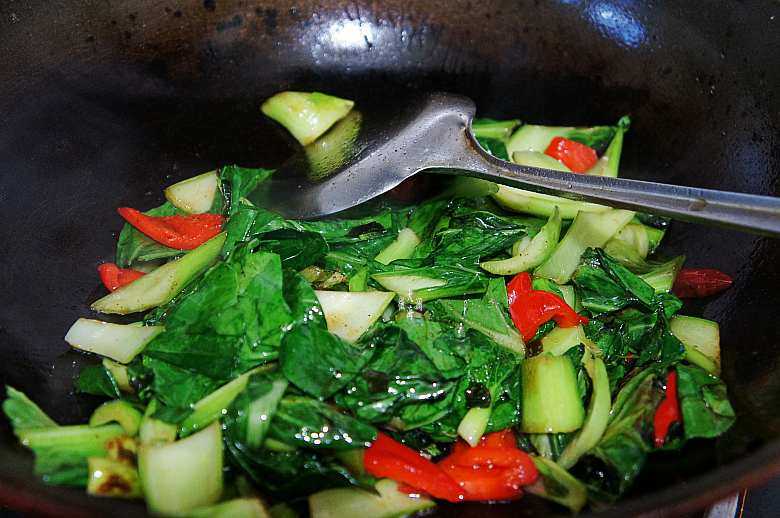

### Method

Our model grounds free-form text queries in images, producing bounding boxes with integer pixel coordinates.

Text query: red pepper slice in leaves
[363,433,464,502]
[438,431,538,501]
[97,263,145,292]
[672,268,733,298]
[507,272,589,341]
[653,370,681,447]
[544,137,598,173]
[117,207,224,250]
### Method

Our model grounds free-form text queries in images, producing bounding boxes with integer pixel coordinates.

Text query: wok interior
[0,1,778,516]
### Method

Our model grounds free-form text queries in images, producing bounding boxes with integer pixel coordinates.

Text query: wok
[0,1,778,516]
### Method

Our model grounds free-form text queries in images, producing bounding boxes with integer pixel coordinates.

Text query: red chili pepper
[117,207,224,250]
[653,370,681,448]
[437,431,538,502]
[507,272,589,341]
[672,268,733,298]
[363,433,464,502]
[97,263,145,292]
[544,137,598,173]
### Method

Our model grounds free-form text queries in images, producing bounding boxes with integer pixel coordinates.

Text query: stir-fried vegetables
[2,91,736,516]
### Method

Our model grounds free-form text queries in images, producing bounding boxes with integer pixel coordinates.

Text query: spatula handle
[450,133,780,237]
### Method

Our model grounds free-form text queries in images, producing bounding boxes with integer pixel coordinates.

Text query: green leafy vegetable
[676,364,735,440]
[74,364,122,399]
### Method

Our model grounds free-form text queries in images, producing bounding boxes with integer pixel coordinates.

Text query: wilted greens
[3,106,735,517]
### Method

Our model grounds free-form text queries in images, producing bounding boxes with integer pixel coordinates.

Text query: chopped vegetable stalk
[315,290,395,342]
[481,207,561,275]
[457,407,492,447]
[3,386,58,432]
[139,400,177,446]
[471,118,522,141]
[138,422,223,515]
[644,223,667,253]
[558,284,577,309]
[348,267,369,292]
[374,228,421,265]
[262,91,354,146]
[372,267,488,303]
[639,256,685,293]
[371,272,445,300]
[512,150,572,172]
[526,456,587,513]
[164,171,220,214]
[64,319,163,364]
[118,207,224,250]
[17,423,126,485]
[179,368,261,437]
[87,457,142,498]
[89,400,143,436]
[91,232,225,314]
[97,263,145,292]
[506,124,576,155]
[189,498,271,518]
[535,209,634,283]
[670,315,721,374]
[521,354,585,433]
[606,223,651,259]
[492,184,608,219]
[541,325,582,356]
[586,116,630,178]
[244,378,288,449]
[557,355,611,469]
[102,359,133,393]
[309,479,435,518]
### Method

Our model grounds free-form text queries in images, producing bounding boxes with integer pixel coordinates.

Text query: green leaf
[267,396,376,450]
[258,230,328,270]
[431,208,541,267]
[428,287,524,356]
[222,371,288,448]
[143,251,292,380]
[394,317,467,378]
[74,364,121,399]
[219,165,274,216]
[676,364,735,440]
[280,324,373,399]
[577,368,661,501]
[142,356,222,413]
[334,325,455,424]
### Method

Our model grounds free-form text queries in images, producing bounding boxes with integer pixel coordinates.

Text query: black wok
[0,1,778,516]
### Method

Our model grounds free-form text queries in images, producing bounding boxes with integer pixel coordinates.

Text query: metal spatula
[249,92,780,237]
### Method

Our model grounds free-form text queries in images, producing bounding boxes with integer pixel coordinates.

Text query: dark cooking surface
[0,1,778,516]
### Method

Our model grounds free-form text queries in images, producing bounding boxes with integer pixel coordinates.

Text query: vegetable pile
[3,91,736,517]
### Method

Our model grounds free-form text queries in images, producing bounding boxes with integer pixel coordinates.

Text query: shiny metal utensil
[249,92,780,237]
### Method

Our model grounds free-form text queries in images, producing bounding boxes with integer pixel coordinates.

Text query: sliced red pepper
[672,268,733,298]
[653,370,681,447]
[507,272,589,341]
[363,433,464,502]
[439,464,525,501]
[437,431,538,502]
[97,263,145,292]
[482,429,515,449]
[544,137,598,173]
[117,207,224,250]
